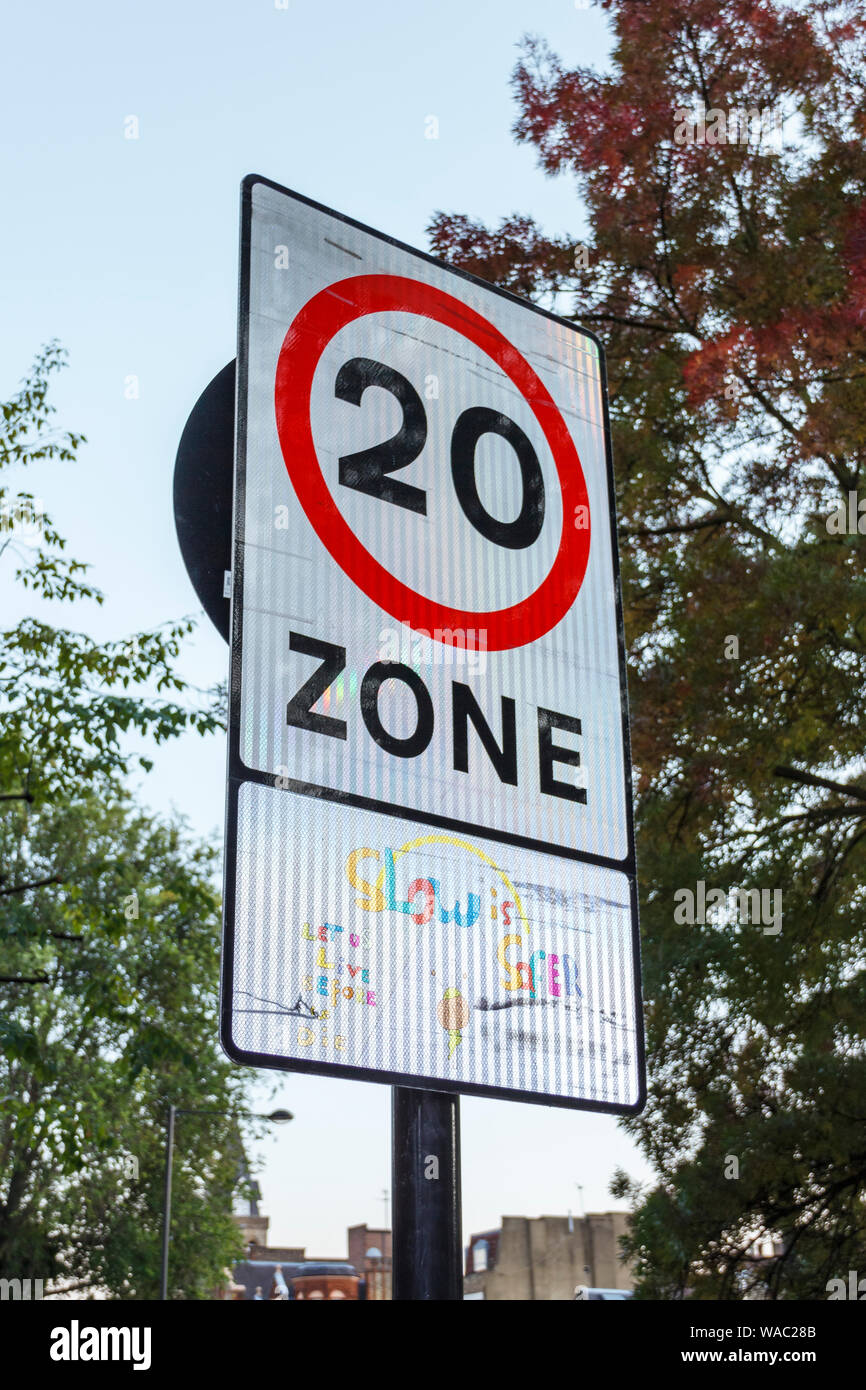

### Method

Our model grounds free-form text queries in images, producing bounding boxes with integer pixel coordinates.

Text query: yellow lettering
[298,1027,315,1047]
[346,847,385,911]
[498,934,523,991]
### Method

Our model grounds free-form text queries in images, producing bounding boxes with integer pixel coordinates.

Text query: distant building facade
[232,1180,271,1257]
[464,1213,634,1300]
[348,1224,392,1300]
[227,1195,391,1300]
[231,1259,361,1301]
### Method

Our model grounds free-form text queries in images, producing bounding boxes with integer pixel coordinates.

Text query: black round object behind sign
[173,360,235,644]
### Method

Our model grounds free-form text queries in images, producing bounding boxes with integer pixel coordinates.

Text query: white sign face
[223,176,644,1113]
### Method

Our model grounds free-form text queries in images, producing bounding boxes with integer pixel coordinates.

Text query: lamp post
[160,1105,293,1300]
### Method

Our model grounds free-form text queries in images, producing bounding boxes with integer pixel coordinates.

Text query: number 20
[335,356,545,550]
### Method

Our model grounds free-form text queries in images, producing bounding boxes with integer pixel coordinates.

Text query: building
[347,1224,392,1300]
[229,1193,391,1299]
[463,1213,634,1300]
[231,1259,361,1300]
[233,1182,296,1260]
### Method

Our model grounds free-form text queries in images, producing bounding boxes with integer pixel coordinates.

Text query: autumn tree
[430,0,866,1297]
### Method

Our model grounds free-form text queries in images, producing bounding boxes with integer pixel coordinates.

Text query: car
[573,1285,633,1301]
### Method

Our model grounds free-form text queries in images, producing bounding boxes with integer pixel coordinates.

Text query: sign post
[391,1088,462,1301]
[177,174,645,1299]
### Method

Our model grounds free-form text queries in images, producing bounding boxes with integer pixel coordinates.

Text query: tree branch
[773,765,866,804]
[621,511,730,538]
[0,874,63,897]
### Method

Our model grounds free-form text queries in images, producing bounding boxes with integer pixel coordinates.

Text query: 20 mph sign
[222,175,645,1113]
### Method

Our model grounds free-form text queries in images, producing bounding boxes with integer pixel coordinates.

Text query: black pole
[391,1087,462,1300]
[160,1104,176,1301]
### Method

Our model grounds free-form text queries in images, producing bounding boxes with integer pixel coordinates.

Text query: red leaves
[427,212,573,301]
[683,283,866,414]
[682,327,751,409]
[512,37,670,193]
[842,199,866,329]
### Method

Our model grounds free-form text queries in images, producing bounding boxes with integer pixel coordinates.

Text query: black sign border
[221,174,645,1115]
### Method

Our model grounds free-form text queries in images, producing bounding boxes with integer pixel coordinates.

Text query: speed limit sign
[222,176,644,1113]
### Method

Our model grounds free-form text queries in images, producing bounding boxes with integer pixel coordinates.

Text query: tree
[1,346,254,1295]
[0,793,253,1298]
[1,344,222,1041]
[430,0,866,1297]
[0,342,221,815]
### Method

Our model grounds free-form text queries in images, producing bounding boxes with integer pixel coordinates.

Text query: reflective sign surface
[223,176,644,1112]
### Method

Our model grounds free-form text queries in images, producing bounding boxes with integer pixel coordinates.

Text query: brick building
[347,1223,392,1300]
[229,1193,392,1299]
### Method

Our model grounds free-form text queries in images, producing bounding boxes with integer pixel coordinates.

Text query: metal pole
[391,1087,462,1300]
[160,1104,176,1300]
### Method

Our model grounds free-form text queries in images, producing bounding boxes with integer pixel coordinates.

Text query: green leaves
[0,345,246,1295]
[0,342,83,464]
[0,795,251,1296]
[0,347,225,810]
[0,616,223,808]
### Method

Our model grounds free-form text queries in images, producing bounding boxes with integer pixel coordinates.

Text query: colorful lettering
[529,950,547,997]
[498,935,575,998]
[346,848,385,911]
[548,954,561,997]
[498,933,524,991]
[405,878,436,925]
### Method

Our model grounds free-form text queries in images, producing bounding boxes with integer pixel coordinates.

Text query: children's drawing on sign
[229,791,639,1106]
[347,834,531,938]
[437,987,470,1058]
[233,990,319,1020]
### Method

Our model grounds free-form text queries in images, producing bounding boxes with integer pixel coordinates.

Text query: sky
[1,0,657,1259]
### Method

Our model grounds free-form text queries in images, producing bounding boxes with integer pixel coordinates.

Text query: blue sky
[1,0,656,1259]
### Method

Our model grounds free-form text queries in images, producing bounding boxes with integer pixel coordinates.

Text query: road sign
[222,175,644,1113]
[174,360,235,643]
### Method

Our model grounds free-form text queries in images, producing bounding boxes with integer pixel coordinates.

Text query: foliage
[0,346,251,1296]
[0,794,253,1298]
[430,0,866,1297]
[0,342,222,812]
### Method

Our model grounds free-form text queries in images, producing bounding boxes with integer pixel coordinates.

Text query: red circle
[273,274,591,651]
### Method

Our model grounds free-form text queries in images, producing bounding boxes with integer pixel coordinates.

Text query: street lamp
[160,1104,293,1300]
